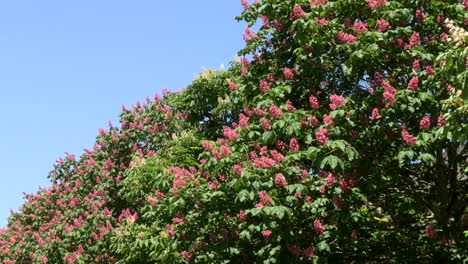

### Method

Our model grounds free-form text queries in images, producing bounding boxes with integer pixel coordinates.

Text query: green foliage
[1,0,467,263]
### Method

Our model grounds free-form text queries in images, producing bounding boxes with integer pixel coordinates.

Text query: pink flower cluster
[401,129,417,145]
[228,81,238,90]
[283,68,295,80]
[382,80,397,106]
[243,27,256,42]
[419,116,431,130]
[275,173,288,187]
[240,0,250,9]
[223,126,240,140]
[371,108,381,120]
[310,0,328,6]
[337,31,356,44]
[329,94,345,110]
[289,138,299,152]
[313,219,326,233]
[259,190,273,205]
[376,19,391,32]
[315,128,329,145]
[367,0,387,9]
[353,20,368,34]
[309,95,320,109]
[291,5,306,20]
[407,76,419,90]
[269,104,283,118]
[259,79,270,92]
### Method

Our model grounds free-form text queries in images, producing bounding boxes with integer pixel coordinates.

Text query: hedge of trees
[1,0,467,263]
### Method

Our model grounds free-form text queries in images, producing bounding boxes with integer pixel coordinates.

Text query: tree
[1,0,467,263]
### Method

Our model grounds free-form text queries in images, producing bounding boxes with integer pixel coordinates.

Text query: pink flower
[353,20,368,34]
[409,32,421,46]
[310,0,328,6]
[259,79,270,92]
[239,113,249,128]
[323,114,333,125]
[412,59,420,70]
[237,210,248,222]
[275,173,288,187]
[223,126,240,140]
[241,0,250,9]
[260,118,272,130]
[259,190,273,205]
[407,76,419,90]
[402,129,417,145]
[376,19,391,32]
[303,243,315,257]
[289,138,300,152]
[269,104,283,118]
[315,128,329,145]
[309,95,320,109]
[208,180,219,189]
[261,230,272,238]
[419,116,431,130]
[326,172,334,186]
[181,251,193,260]
[243,27,256,42]
[426,65,435,75]
[228,81,238,90]
[382,80,397,105]
[437,115,446,126]
[337,31,356,44]
[270,150,284,162]
[329,94,345,110]
[367,0,387,9]
[425,225,436,239]
[40,255,48,263]
[415,9,426,23]
[371,108,381,120]
[291,5,306,20]
[286,100,296,111]
[202,140,212,150]
[284,68,295,80]
[315,17,328,26]
[314,219,326,233]
[172,217,183,223]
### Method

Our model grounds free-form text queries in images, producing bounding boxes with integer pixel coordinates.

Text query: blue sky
[0,1,246,226]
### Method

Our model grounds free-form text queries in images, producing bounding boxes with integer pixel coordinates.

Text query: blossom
[289,138,300,152]
[419,116,431,130]
[309,95,320,109]
[40,255,48,263]
[412,59,420,70]
[283,67,295,80]
[415,9,426,23]
[270,150,284,162]
[402,129,417,145]
[326,172,334,186]
[228,80,238,90]
[223,126,240,140]
[239,113,249,128]
[426,65,435,75]
[259,79,270,92]
[243,27,256,42]
[425,225,436,239]
[262,230,272,238]
[275,173,288,187]
[241,0,250,9]
[323,114,333,125]
[291,5,306,20]
[382,80,397,105]
[329,94,345,110]
[407,76,419,90]
[337,31,356,44]
[371,108,381,120]
[259,190,273,205]
[181,251,193,260]
[303,243,315,257]
[376,19,391,32]
[353,20,368,34]
[310,0,328,6]
[202,140,212,150]
[260,118,272,130]
[409,32,421,46]
[286,100,296,111]
[269,104,283,118]
[315,128,329,145]
[313,219,326,233]
[237,210,248,222]
[437,114,446,126]
[367,0,387,9]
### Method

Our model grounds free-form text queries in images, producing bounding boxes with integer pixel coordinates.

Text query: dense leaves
[1,0,467,263]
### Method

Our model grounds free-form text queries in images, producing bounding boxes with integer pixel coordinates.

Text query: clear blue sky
[0,1,246,226]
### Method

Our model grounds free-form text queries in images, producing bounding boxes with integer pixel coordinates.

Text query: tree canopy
[1,0,467,263]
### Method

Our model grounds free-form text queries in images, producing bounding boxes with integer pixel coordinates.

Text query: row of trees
[1,0,467,263]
